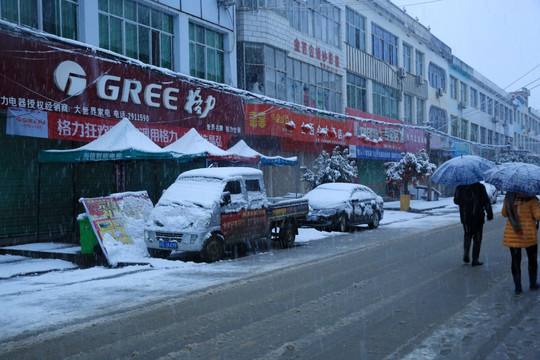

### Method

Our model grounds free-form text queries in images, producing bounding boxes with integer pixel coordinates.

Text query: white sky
[396,0,540,110]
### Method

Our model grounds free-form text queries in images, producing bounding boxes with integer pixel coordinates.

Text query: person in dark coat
[453,182,493,266]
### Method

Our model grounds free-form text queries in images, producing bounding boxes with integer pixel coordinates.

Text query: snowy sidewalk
[384,196,457,212]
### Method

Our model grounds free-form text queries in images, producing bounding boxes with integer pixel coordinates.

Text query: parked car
[144,167,308,262]
[481,181,498,204]
[302,182,384,232]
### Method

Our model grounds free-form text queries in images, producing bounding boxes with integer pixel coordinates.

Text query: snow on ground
[0,197,500,343]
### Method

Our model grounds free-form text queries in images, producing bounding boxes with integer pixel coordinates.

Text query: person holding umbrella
[432,155,497,266]
[483,162,540,294]
[453,183,493,266]
[501,192,540,294]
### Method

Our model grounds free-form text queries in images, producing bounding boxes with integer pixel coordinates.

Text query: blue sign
[353,146,402,160]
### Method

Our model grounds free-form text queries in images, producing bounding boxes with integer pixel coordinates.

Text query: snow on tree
[301,146,358,190]
[494,152,539,166]
[385,149,436,195]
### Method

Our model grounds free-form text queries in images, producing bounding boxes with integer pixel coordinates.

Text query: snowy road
[2,199,540,359]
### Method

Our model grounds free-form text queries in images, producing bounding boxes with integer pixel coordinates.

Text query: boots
[529,270,540,290]
[471,240,483,266]
[514,275,523,294]
[463,249,470,263]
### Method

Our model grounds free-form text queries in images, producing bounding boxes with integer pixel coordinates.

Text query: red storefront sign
[0,27,244,141]
[346,108,405,152]
[7,107,233,147]
[244,104,351,146]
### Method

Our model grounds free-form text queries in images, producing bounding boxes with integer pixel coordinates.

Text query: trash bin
[78,213,99,255]
[400,194,411,211]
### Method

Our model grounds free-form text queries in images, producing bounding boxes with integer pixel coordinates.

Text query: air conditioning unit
[458,101,466,109]
[416,75,424,85]
[218,0,236,7]
[436,87,443,98]
[397,67,407,79]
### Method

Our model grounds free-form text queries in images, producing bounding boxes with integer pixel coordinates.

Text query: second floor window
[415,50,424,78]
[345,8,365,51]
[459,82,467,103]
[99,0,173,70]
[460,119,468,140]
[372,82,399,120]
[371,23,397,66]
[430,106,447,133]
[189,22,225,83]
[288,0,340,47]
[449,76,458,99]
[346,72,367,112]
[1,0,78,39]
[428,62,446,90]
[403,43,412,73]
[470,87,478,108]
[403,94,412,123]
[416,98,425,125]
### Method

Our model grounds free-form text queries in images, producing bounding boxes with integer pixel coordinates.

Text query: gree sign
[0,29,244,133]
[53,61,216,117]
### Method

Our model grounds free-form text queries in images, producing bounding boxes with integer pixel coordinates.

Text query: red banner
[244,104,351,146]
[0,28,245,137]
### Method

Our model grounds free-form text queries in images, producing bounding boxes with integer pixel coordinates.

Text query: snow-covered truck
[144,167,308,262]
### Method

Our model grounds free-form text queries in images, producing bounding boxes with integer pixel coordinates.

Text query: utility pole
[426,127,432,201]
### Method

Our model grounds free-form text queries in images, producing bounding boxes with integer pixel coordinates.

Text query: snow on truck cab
[144,167,308,262]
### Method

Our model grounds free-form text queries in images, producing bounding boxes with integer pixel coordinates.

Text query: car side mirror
[220,191,231,206]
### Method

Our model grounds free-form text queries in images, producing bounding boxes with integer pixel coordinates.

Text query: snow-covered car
[481,181,498,204]
[301,182,384,232]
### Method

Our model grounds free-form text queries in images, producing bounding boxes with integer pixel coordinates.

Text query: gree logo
[53,60,87,96]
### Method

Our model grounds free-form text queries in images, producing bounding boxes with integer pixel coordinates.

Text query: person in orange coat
[502,192,540,294]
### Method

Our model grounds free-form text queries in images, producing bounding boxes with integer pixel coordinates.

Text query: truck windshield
[158,177,224,209]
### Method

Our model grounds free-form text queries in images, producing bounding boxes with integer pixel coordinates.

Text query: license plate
[159,241,177,249]
[307,215,317,221]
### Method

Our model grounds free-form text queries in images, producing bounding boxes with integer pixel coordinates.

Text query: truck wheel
[278,222,295,249]
[368,211,380,229]
[147,248,172,259]
[201,233,225,262]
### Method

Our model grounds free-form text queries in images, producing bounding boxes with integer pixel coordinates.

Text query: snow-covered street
[4,196,540,359]
[0,197,460,340]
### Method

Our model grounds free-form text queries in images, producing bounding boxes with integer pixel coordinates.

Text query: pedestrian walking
[501,192,540,294]
[453,182,493,266]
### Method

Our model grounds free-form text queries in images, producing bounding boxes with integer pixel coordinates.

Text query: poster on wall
[80,191,153,266]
